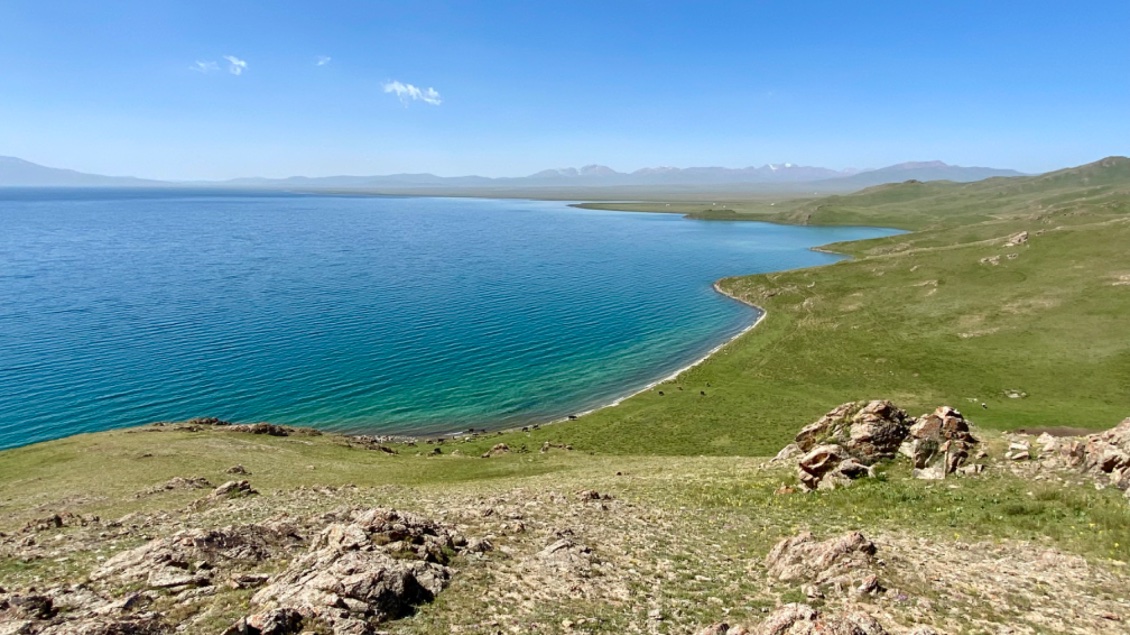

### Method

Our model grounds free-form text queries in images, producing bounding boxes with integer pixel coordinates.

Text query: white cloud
[223,55,248,76]
[382,80,442,106]
[191,60,219,73]
[315,55,332,66]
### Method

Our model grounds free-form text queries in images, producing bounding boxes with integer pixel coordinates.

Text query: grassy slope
[575,156,1130,231]
[2,427,1128,564]
[474,158,1130,457]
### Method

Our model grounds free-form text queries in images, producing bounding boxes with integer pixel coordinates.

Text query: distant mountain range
[0,156,166,187]
[0,155,1026,192]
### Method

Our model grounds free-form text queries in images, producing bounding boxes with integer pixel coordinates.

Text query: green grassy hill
[576,156,1130,233]
[514,158,1130,456]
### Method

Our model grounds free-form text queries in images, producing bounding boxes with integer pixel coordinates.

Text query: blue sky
[1,1,1128,179]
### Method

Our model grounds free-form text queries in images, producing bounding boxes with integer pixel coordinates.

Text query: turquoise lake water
[0,190,900,449]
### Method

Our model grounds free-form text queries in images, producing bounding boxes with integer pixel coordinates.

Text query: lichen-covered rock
[312,508,464,564]
[35,615,168,635]
[795,444,874,491]
[210,480,258,499]
[901,406,979,476]
[765,532,879,594]
[1,594,56,621]
[794,400,911,464]
[1056,418,1130,491]
[248,509,462,633]
[92,523,304,589]
[221,608,304,635]
[753,603,887,635]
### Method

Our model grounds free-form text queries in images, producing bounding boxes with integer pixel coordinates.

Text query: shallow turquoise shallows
[0,190,900,449]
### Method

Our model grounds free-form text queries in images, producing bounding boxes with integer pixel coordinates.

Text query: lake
[0,190,899,449]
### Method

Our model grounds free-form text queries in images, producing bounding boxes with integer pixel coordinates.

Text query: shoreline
[508,280,766,433]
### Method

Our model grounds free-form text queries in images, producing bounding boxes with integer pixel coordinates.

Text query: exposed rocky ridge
[999,417,1130,499]
[4,469,1127,634]
[779,401,981,490]
[92,522,304,589]
[765,531,881,597]
[246,509,467,633]
[1,505,479,635]
[5,412,1130,634]
[1049,417,1130,493]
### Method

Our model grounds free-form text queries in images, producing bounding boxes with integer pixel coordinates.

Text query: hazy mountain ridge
[0,156,166,187]
[824,161,1026,188]
[0,155,1025,190]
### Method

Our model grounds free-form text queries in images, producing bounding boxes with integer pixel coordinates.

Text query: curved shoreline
[527,280,766,429]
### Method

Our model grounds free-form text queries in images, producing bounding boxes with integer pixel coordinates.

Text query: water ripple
[0,192,900,448]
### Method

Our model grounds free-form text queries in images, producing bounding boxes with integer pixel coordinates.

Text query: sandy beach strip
[543,280,765,423]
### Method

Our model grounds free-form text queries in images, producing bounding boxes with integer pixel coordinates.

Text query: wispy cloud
[315,55,332,67]
[191,60,219,73]
[223,55,248,76]
[382,80,442,106]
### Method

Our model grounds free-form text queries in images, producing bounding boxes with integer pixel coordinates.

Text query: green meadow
[545,157,1130,456]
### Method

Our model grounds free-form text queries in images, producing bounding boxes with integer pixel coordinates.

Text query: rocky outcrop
[1051,418,1130,493]
[4,508,472,635]
[93,523,305,590]
[795,445,873,491]
[794,401,911,463]
[695,604,889,635]
[900,406,980,478]
[757,604,887,635]
[145,419,323,438]
[787,401,981,489]
[35,615,168,635]
[765,532,880,596]
[221,608,304,635]
[210,480,258,499]
[136,477,213,498]
[790,401,910,489]
[246,509,466,633]
[0,587,168,635]
[1,593,57,621]
[19,512,99,533]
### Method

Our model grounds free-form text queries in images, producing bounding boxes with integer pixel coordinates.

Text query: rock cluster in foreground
[780,401,982,490]
[1047,417,1130,495]
[0,507,483,635]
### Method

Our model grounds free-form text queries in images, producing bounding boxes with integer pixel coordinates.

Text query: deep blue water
[0,190,899,449]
